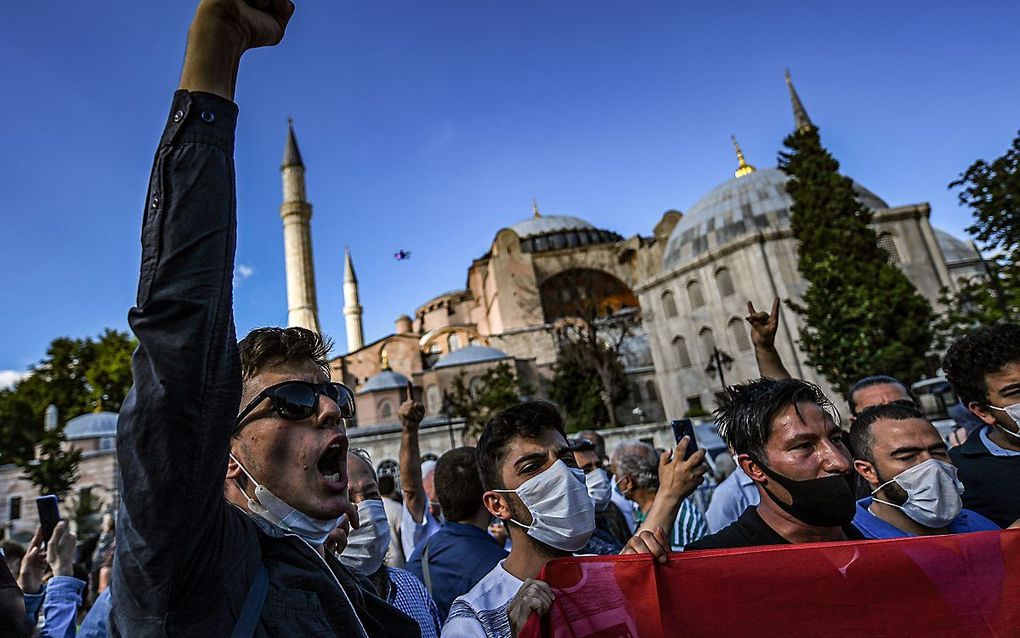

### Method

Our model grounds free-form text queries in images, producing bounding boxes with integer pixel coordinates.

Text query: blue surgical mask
[231,454,344,546]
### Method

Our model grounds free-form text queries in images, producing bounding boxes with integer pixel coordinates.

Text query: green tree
[549,336,629,432]
[17,427,82,497]
[936,131,1020,341]
[65,488,104,538]
[448,362,532,438]
[779,124,935,396]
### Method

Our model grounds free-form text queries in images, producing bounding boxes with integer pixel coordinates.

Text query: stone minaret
[342,247,365,352]
[784,69,815,133]
[280,118,322,334]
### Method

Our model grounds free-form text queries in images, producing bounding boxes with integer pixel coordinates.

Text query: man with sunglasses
[113,2,418,636]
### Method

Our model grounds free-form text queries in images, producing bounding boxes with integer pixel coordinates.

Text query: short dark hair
[476,401,566,491]
[847,375,913,416]
[943,323,1020,406]
[576,430,606,460]
[715,377,837,464]
[849,402,927,464]
[238,327,332,382]
[349,448,377,483]
[568,438,596,453]
[434,446,485,522]
[0,541,24,562]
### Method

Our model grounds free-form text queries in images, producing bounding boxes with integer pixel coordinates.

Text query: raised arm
[746,298,792,380]
[114,0,292,625]
[399,381,428,522]
[631,437,706,541]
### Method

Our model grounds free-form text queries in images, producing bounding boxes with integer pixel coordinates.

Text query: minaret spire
[785,69,814,133]
[280,118,322,334]
[343,247,365,352]
[731,135,756,178]
[532,198,542,218]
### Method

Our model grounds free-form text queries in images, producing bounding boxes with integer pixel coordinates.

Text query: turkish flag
[520,529,1020,638]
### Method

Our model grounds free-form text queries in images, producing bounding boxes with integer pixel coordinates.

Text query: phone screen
[36,495,61,544]
[670,419,699,461]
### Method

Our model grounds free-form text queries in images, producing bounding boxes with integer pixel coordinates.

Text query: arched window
[715,268,735,298]
[428,343,442,354]
[425,384,442,415]
[379,401,394,419]
[673,336,692,368]
[878,233,901,264]
[698,327,715,360]
[661,290,678,318]
[728,317,752,352]
[645,380,659,401]
[687,280,704,309]
[447,333,461,352]
[631,383,643,402]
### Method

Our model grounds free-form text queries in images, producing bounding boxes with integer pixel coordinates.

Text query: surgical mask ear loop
[490,490,533,531]
[229,453,262,501]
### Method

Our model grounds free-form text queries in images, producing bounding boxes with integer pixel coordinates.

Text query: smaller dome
[359,369,411,394]
[433,345,509,369]
[934,229,979,265]
[64,411,118,441]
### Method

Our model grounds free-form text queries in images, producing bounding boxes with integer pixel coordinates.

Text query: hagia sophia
[0,74,985,540]
[280,72,983,430]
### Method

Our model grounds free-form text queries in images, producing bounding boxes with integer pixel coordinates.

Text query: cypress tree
[778,72,934,395]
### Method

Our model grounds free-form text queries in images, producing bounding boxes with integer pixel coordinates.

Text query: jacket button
[201,111,215,123]
[172,110,184,123]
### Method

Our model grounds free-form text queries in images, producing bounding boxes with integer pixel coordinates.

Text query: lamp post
[705,347,734,389]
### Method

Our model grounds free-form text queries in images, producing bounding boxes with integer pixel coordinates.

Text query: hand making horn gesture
[746,297,781,349]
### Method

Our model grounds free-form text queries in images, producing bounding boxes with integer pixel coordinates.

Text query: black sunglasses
[235,380,356,430]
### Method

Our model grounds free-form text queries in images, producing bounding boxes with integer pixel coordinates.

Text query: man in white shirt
[443,402,695,638]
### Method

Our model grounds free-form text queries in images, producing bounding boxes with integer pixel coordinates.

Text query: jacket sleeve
[113,90,242,622]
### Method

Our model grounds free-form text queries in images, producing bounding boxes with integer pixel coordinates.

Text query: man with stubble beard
[112,2,418,635]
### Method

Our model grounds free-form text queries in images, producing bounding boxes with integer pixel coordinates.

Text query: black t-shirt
[950,429,1020,528]
[684,506,864,551]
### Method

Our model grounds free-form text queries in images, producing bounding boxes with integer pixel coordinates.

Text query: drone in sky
[393,249,412,261]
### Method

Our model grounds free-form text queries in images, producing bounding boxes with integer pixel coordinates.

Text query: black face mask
[753,457,856,527]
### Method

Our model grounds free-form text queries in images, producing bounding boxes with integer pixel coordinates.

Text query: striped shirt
[633,498,708,551]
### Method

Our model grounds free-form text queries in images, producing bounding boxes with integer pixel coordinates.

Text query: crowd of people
[1,2,1018,636]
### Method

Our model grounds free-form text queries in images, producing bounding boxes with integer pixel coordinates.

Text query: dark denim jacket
[111,90,419,638]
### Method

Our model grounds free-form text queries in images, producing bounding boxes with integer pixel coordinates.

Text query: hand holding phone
[670,419,699,461]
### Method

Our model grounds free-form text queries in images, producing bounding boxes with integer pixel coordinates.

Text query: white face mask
[340,499,391,575]
[231,454,345,546]
[585,468,612,511]
[871,458,965,529]
[494,460,595,553]
[987,402,1020,439]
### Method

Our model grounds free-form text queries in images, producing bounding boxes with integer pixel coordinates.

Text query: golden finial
[732,135,756,178]
[381,350,390,369]
[532,198,541,218]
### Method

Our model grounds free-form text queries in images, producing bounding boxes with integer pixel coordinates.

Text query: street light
[704,347,734,388]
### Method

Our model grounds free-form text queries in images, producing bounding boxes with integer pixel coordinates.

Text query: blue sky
[1,1,1018,382]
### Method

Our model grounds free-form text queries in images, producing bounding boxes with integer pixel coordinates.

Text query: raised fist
[192,0,295,51]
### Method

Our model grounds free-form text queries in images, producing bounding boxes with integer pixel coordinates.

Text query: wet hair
[476,401,566,491]
[849,402,927,464]
[610,441,660,490]
[715,377,837,465]
[943,323,1020,406]
[847,375,913,416]
[238,327,332,382]
[435,446,485,522]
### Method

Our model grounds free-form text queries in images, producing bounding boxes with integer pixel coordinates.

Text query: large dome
[662,168,888,272]
[502,214,623,254]
[433,345,509,369]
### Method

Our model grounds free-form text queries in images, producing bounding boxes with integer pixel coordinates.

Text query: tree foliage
[0,330,134,492]
[779,125,935,395]
[549,325,631,432]
[936,131,1020,341]
[448,362,533,438]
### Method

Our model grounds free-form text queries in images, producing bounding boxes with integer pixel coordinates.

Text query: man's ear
[482,491,512,521]
[968,401,999,427]
[738,453,766,484]
[225,449,244,481]
[854,459,879,488]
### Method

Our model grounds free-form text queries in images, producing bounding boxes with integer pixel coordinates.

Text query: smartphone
[36,495,61,545]
[670,419,699,461]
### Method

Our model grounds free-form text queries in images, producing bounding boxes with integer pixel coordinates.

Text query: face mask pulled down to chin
[231,454,345,547]
[754,456,857,528]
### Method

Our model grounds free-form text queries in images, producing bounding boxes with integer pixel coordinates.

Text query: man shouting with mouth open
[112,1,419,636]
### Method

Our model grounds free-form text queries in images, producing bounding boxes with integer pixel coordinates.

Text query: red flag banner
[520,529,1020,638]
